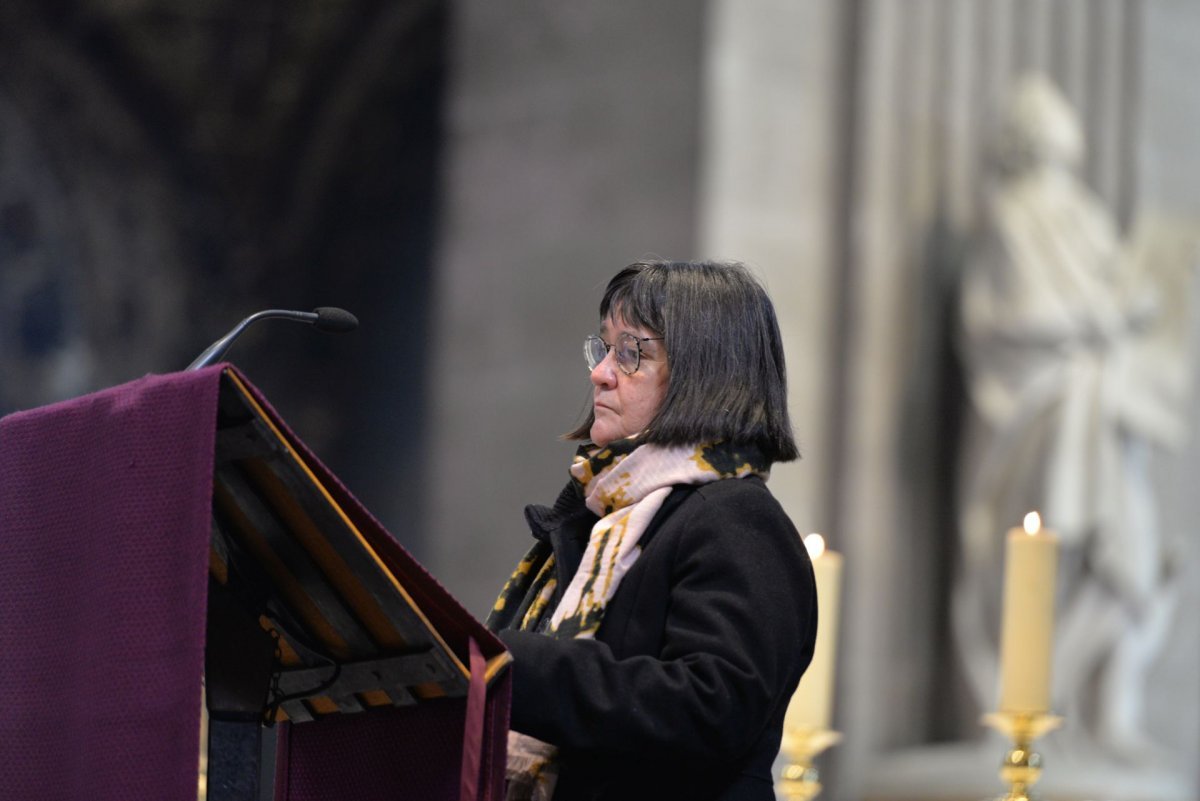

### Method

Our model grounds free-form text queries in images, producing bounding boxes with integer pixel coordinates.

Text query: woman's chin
[589,424,615,448]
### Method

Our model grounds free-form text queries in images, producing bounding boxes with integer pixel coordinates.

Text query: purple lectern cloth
[233,374,510,801]
[0,367,222,801]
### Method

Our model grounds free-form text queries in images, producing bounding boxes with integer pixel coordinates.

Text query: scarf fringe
[505,733,559,801]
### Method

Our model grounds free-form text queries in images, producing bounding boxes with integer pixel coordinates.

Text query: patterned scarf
[488,438,770,801]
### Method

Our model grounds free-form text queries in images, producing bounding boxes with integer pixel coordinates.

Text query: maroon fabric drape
[0,367,222,801]
[0,366,508,801]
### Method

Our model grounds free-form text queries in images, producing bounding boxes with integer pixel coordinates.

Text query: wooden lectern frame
[204,368,511,799]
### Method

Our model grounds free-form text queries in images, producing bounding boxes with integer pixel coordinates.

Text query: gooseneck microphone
[186,307,359,370]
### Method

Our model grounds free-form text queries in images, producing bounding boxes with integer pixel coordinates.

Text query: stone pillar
[426,2,706,616]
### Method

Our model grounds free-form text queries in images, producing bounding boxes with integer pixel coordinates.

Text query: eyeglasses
[584,332,664,376]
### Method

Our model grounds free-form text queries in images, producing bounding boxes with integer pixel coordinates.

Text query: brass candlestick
[981,711,1062,801]
[778,728,841,801]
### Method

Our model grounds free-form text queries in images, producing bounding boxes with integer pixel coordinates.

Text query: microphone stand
[187,308,357,371]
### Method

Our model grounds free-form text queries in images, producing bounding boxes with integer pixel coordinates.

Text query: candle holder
[981,711,1062,801]
[778,728,841,801]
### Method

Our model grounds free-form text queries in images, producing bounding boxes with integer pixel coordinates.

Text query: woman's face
[589,313,669,447]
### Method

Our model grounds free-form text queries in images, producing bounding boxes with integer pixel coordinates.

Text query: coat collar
[522,480,594,544]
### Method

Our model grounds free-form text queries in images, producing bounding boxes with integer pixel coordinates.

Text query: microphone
[186,307,359,370]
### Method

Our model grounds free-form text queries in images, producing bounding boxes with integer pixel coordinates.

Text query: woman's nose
[590,350,618,388]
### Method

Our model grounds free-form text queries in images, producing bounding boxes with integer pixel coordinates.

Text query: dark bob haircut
[568,260,799,463]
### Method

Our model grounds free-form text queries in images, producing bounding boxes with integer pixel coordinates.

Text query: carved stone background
[700,1,1200,799]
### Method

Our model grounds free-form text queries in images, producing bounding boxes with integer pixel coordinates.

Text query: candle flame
[1023,511,1041,534]
[804,533,826,559]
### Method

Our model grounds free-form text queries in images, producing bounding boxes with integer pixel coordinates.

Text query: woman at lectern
[487,260,817,801]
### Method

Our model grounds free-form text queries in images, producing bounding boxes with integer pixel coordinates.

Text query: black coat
[498,475,818,801]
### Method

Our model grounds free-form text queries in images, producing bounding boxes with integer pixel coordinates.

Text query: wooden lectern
[0,365,510,801]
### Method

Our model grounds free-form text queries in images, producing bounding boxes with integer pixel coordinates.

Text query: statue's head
[997,73,1084,174]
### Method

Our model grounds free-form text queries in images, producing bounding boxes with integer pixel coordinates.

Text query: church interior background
[1,1,1197,799]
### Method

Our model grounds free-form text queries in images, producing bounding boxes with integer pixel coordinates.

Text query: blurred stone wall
[0,0,449,554]
[425,2,707,616]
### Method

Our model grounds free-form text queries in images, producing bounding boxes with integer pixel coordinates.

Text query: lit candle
[998,512,1059,713]
[785,533,843,733]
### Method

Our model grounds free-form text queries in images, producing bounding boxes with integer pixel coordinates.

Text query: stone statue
[953,73,1198,764]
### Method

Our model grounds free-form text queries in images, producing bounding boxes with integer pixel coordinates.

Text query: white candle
[785,533,843,733]
[998,512,1059,713]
